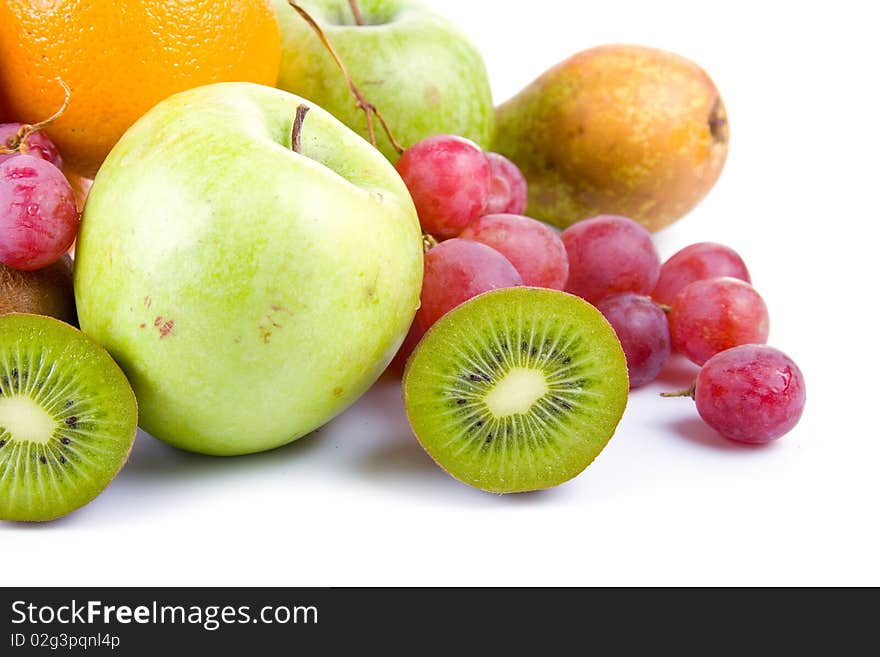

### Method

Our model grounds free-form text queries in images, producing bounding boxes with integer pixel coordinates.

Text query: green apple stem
[660,385,696,399]
[348,0,365,26]
[291,104,310,154]
[0,78,70,155]
[287,1,405,155]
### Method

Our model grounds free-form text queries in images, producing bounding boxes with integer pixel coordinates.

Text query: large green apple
[274,0,494,161]
[74,82,423,456]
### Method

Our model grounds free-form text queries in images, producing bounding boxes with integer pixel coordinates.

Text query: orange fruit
[0,0,281,178]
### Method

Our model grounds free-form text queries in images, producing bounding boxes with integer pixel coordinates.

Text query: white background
[4,0,877,586]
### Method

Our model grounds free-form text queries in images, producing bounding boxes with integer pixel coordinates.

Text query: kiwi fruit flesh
[0,313,138,521]
[1,255,77,325]
[404,287,628,493]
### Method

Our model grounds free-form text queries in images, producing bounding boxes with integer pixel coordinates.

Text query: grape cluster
[0,123,79,271]
[389,135,566,375]
[391,134,805,444]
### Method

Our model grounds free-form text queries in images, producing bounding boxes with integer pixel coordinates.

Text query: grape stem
[291,104,310,154]
[422,233,438,253]
[348,0,365,26]
[660,385,696,399]
[286,1,405,155]
[0,79,71,156]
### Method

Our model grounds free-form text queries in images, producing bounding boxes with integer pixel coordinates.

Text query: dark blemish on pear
[709,97,728,144]
[159,320,174,338]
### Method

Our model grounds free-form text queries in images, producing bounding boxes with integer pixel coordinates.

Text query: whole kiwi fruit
[0,254,77,325]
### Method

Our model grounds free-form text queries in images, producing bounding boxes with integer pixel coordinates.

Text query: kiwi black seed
[404,287,629,494]
[0,313,138,522]
[0,255,78,326]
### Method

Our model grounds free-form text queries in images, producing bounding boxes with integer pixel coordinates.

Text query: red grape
[485,152,527,215]
[653,242,751,305]
[562,215,661,304]
[0,124,63,170]
[669,277,769,365]
[597,293,671,388]
[0,154,79,271]
[458,213,568,289]
[416,238,522,330]
[394,135,490,239]
[694,345,806,444]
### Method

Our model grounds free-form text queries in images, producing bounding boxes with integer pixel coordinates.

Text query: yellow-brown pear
[494,45,729,232]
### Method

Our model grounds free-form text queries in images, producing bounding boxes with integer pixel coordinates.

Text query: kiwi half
[404,287,628,493]
[0,314,137,521]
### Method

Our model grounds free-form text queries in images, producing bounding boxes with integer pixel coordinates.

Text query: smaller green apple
[274,0,494,161]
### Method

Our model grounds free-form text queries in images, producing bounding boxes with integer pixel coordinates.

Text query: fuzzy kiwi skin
[403,287,629,494]
[0,314,137,522]
[0,256,78,326]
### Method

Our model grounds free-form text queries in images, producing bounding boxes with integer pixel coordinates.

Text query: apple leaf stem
[0,78,71,155]
[292,104,310,154]
[660,385,696,399]
[287,1,405,156]
[348,0,365,26]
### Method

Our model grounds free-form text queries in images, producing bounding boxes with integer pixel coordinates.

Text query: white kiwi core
[484,367,549,418]
[0,395,57,444]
